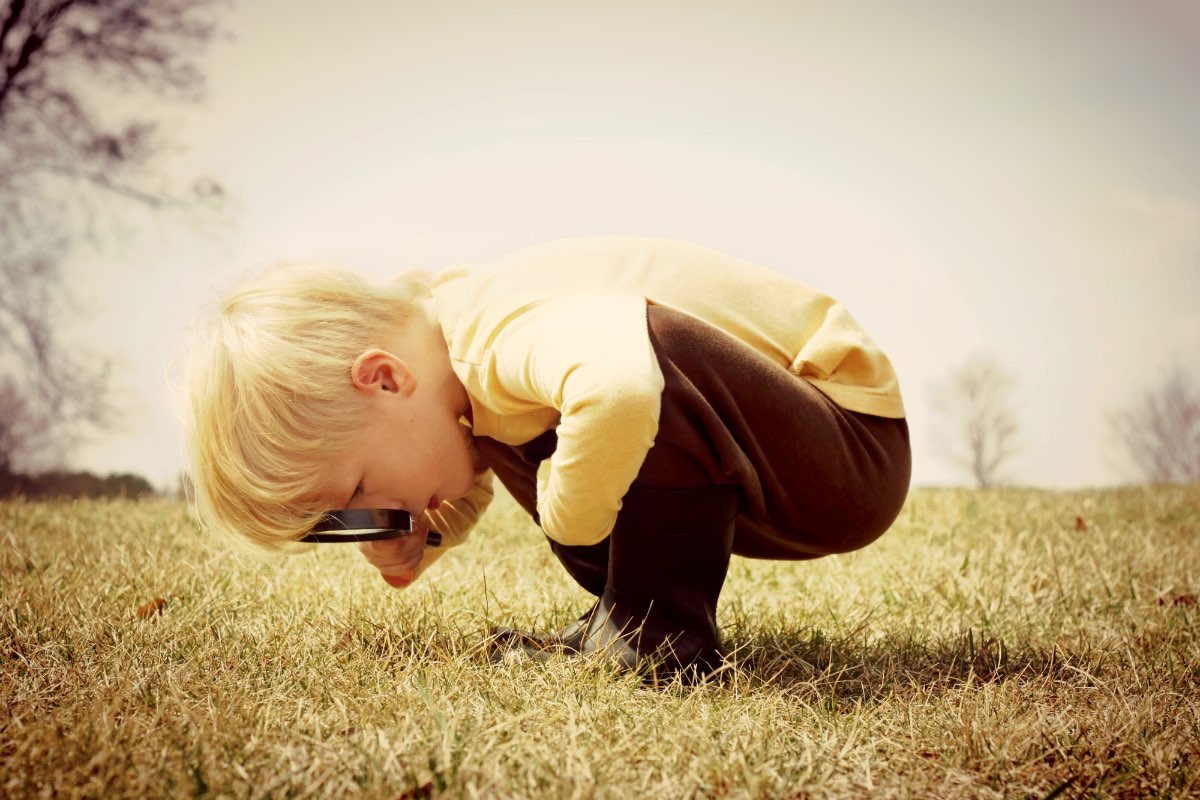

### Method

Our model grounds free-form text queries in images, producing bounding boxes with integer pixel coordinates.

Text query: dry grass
[2,485,1198,799]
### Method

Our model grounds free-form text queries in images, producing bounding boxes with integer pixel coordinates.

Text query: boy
[185,236,910,678]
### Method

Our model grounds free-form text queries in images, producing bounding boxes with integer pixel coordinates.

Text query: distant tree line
[0,468,155,499]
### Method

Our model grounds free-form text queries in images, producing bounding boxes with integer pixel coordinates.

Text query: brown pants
[476,304,911,592]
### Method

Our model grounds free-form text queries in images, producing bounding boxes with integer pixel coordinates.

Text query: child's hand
[356,516,431,588]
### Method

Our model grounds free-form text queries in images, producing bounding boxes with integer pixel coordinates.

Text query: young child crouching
[184,236,911,679]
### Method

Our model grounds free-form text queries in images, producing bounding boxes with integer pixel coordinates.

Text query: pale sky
[66,0,1200,490]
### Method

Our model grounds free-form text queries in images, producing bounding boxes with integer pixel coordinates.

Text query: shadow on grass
[722,622,1084,703]
[326,606,1091,705]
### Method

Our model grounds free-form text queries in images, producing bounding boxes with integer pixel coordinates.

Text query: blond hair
[183,264,430,552]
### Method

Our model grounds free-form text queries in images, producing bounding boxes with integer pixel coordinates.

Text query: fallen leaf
[1074,516,1087,532]
[1174,594,1197,608]
[396,782,434,800]
[135,597,167,620]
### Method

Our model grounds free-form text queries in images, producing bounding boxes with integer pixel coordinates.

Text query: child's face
[316,353,478,517]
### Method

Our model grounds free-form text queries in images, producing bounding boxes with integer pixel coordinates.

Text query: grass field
[2,486,1198,799]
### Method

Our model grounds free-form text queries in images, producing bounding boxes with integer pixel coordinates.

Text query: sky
[64,0,1200,490]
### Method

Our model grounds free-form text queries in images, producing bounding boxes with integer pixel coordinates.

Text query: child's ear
[351,349,417,396]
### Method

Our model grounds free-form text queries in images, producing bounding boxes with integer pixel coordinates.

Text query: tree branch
[0,0,75,120]
[0,0,28,64]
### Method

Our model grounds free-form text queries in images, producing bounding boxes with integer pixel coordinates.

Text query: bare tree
[930,353,1021,488]
[0,0,225,472]
[0,377,52,475]
[1111,369,1200,485]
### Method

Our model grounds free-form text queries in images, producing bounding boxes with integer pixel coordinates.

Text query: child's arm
[487,293,662,546]
[358,470,494,587]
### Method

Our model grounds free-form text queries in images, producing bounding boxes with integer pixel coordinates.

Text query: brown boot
[493,483,739,681]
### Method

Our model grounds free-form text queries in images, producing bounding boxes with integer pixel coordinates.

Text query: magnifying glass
[300,508,443,547]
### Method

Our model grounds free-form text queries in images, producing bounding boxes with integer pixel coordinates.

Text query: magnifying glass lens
[301,508,442,546]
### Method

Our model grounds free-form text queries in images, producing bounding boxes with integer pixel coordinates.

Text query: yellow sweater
[421,236,904,558]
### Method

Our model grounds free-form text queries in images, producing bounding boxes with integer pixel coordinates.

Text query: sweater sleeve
[488,294,663,546]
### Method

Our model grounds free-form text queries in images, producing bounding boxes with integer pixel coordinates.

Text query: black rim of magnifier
[301,508,442,546]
